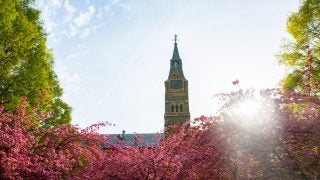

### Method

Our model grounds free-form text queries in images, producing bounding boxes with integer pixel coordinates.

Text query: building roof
[101,133,164,148]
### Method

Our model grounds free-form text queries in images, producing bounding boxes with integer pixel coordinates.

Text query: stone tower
[164,35,190,129]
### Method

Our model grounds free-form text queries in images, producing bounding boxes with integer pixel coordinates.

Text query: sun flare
[236,100,260,116]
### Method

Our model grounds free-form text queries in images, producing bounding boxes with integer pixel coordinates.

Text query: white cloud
[55,62,82,84]
[67,72,81,84]
[42,14,56,32]
[63,0,77,23]
[65,48,90,61]
[68,23,79,37]
[103,0,120,12]
[74,5,95,28]
[49,0,62,9]
[39,1,59,34]
[37,1,97,40]
[37,0,121,41]
[55,63,83,101]
[97,0,121,18]
[79,28,91,39]
[64,4,97,38]
[79,24,102,39]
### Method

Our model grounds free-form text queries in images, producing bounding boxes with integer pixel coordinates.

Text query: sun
[236,99,260,117]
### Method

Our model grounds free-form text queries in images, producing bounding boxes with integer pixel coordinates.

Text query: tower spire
[172,34,181,60]
[165,35,190,135]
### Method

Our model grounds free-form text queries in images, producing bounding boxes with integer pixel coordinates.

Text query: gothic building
[164,35,190,128]
[105,35,190,146]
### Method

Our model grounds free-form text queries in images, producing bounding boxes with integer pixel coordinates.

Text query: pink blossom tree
[0,97,106,179]
[78,117,227,179]
[216,83,320,179]
[1,88,319,179]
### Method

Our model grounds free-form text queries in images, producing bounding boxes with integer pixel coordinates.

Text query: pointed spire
[172,34,181,60]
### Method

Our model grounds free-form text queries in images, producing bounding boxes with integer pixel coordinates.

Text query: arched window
[180,104,183,112]
[175,105,179,112]
[171,105,175,112]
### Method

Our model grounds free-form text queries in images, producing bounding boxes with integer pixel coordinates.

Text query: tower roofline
[171,35,181,60]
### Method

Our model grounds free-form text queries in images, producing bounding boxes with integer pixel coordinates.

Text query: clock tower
[164,35,190,130]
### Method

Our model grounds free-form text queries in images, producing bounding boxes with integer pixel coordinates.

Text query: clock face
[170,80,182,89]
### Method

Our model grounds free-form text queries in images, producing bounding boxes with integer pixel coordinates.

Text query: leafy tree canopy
[0,0,71,126]
[278,0,320,94]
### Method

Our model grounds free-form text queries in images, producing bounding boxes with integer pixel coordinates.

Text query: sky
[36,0,300,134]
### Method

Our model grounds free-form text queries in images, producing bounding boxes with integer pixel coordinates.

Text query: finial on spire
[172,34,180,60]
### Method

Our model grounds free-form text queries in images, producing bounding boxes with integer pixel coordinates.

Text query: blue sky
[36,0,300,134]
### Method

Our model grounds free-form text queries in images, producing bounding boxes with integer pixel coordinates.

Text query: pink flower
[232,79,239,85]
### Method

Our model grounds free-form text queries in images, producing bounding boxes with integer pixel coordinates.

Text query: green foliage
[0,0,71,126]
[278,0,320,93]
[280,70,303,92]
